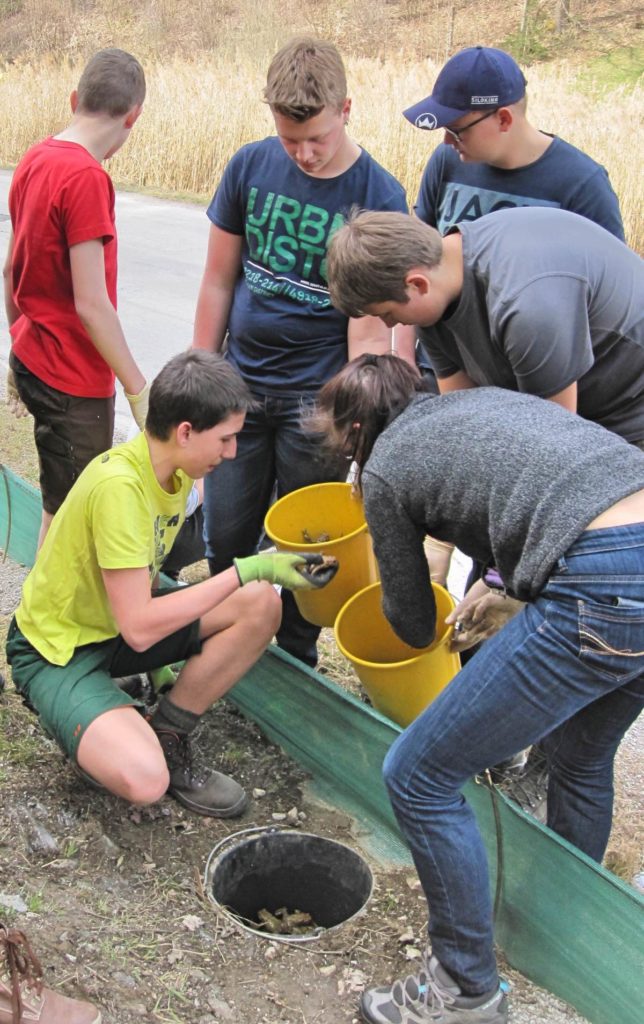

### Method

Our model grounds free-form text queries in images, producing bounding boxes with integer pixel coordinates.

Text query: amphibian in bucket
[302,528,331,543]
[257,906,318,935]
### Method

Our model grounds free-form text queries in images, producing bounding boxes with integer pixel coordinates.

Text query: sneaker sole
[167,788,249,818]
[359,990,507,1024]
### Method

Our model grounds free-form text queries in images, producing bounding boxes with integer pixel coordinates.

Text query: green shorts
[6,615,202,761]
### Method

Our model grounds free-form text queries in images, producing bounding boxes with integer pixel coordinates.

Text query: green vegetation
[581,45,644,90]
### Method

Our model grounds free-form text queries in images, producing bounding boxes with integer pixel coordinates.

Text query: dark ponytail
[308,354,423,491]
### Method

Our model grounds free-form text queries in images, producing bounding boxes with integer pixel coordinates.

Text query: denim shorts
[10,352,115,514]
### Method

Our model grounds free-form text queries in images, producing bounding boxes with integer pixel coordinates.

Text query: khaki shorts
[6,612,202,761]
[10,352,115,514]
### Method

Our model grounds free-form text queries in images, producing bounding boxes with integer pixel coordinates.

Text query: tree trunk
[446,4,455,55]
[556,0,571,33]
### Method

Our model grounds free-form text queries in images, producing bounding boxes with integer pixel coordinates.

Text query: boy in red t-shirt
[4,48,149,548]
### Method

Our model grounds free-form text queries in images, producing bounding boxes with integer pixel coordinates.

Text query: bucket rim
[334,581,456,669]
[264,482,368,550]
[203,825,374,945]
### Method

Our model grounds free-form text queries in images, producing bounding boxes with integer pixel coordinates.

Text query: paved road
[0,168,210,435]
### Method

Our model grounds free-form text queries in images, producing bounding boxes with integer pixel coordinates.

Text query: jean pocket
[578,599,644,681]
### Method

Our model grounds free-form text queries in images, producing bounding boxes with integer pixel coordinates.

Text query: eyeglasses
[444,108,498,143]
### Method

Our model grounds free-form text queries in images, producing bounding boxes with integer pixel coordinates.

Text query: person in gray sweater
[311,354,644,1024]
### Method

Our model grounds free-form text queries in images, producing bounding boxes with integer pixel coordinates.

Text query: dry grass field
[0,1,642,247]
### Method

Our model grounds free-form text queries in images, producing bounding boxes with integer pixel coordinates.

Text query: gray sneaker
[360,954,508,1024]
[155,729,248,818]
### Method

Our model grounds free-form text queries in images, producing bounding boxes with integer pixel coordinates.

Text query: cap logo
[471,95,498,105]
[415,112,438,129]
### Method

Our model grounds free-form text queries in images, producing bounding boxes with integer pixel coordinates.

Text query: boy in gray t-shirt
[326,206,644,443]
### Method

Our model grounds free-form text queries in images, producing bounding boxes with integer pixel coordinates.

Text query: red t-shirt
[9,138,118,398]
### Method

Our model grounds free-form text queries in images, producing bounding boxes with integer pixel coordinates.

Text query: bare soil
[0,404,640,1024]
[0,655,598,1024]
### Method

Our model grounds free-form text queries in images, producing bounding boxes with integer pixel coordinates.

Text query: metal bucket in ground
[204,826,373,944]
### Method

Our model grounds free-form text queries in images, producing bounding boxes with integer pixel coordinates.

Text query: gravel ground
[0,384,641,1022]
[0,546,642,1023]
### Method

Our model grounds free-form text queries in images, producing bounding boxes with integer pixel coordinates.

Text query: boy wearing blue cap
[402,45,627,727]
[403,46,624,239]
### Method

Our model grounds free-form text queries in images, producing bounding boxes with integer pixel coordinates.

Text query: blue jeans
[383,525,644,995]
[202,393,346,666]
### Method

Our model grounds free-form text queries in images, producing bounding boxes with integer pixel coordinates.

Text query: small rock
[286,806,299,822]
[206,986,234,1020]
[27,824,59,857]
[95,835,120,860]
[404,946,422,960]
[298,811,307,821]
[405,876,422,890]
[319,964,336,976]
[271,812,286,821]
[113,971,137,989]
[0,893,28,913]
[181,914,204,932]
[398,928,415,944]
[338,967,368,995]
[264,943,278,960]
[49,860,77,873]
[252,788,266,799]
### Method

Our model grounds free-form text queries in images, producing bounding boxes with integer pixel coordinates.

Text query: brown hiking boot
[0,924,101,1023]
[155,729,248,818]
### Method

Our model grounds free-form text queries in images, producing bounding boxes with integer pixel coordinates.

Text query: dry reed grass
[0,52,641,248]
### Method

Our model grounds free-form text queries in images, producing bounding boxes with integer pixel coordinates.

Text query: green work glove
[234,552,338,591]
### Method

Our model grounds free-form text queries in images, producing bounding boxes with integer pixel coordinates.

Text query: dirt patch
[0,397,639,1023]
[0,647,599,1024]
[0,663,426,1024]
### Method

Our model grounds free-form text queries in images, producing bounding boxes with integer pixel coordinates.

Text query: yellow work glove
[7,367,29,418]
[125,381,150,432]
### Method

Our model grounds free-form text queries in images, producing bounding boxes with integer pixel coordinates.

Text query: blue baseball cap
[403,46,527,130]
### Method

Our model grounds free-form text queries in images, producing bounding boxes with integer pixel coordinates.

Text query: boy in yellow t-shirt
[7,351,335,818]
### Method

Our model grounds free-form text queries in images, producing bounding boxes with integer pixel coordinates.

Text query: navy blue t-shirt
[208,137,407,395]
[415,135,624,239]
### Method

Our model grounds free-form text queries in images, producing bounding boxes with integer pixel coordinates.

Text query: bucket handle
[203,824,283,891]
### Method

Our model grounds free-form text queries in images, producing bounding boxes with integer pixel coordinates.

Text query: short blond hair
[327,210,444,317]
[264,36,347,121]
[77,48,145,117]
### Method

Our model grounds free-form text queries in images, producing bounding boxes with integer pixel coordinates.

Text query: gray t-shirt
[419,207,644,442]
[362,388,644,648]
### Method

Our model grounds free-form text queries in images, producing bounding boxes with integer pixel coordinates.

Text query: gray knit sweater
[362,388,644,648]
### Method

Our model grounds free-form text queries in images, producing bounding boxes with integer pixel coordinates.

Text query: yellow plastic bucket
[264,482,379,627]
[334,581,461,728]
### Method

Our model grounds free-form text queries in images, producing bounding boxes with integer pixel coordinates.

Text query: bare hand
[446,580,524,652]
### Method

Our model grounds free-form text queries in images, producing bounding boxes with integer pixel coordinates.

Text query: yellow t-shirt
[16,432,193,665]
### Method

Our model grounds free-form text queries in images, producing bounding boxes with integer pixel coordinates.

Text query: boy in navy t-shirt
[403,46,624,240]
[192,36,414,666]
